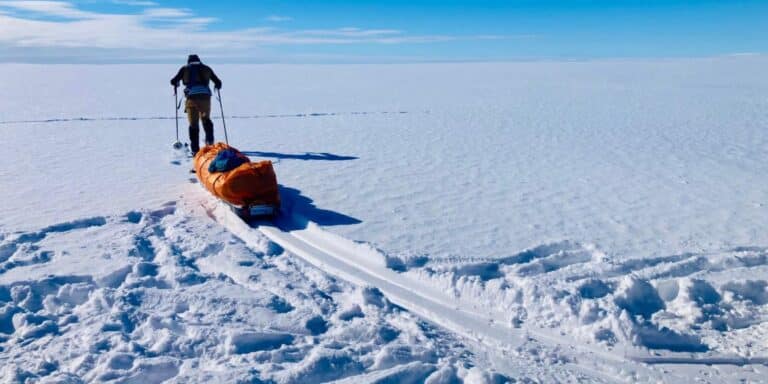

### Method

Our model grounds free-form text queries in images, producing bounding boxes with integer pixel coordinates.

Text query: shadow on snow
[242,151,358,161]
[274,186,362,231]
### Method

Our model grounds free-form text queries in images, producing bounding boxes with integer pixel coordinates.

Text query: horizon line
[0,53,764,65]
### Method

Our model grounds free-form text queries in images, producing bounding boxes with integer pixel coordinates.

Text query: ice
[1,58,767,382]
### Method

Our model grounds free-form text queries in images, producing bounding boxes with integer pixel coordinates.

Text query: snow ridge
[0,198,486,383]
[210,203,680,382]
[209,198,768,382]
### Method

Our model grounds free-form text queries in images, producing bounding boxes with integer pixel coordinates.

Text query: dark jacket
[171,62,222,98]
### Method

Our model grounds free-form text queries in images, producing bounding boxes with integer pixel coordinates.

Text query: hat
[187,54,201,64]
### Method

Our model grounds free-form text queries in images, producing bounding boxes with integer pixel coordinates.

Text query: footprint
[382,253,428,273]
[40,217,107,235]
[722,280,768,305]
[613,277,664,319]
[1,248,54,274]
[133,262,159,277]
[500,240,585,266]
[431,241,597,279]
[609,253,693,277]
[449,262,502,281]
[121,359,179,383]
[228,332,294,354]
[605,247,768,281]
[268,296,294,314]
[13,216,107,245]
[337,305,364,321]
[124,211,143,224]
[148,205,176,221]
[515,246,593,276]
[107,353,135,370]
[305,315,328,335]
[0,243,18,263]
[578,279,613,299]
[377,326,400,342]
[129,236,156,261]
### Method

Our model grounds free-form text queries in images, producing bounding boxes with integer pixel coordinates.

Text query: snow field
[0,193,489,383]
[1,59,768,382]
[405,241,768,358]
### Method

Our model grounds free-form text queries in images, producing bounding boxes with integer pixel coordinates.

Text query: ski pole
[172,87,182,149]
[216,88,229,145]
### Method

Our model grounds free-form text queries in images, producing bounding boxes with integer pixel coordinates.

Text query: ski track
[0,110,418,125]
[1,194,766,382]
[3,60,768,383]
[209,204,626,383]
[207,199,768,382]
[209,203,681,383]
[0,196,515,383]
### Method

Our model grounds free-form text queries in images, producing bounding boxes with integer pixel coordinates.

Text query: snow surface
[1,58,767,382]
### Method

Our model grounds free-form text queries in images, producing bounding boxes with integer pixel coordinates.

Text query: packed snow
[0,58,767,383]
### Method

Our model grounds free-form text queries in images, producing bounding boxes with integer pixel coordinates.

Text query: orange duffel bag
[193,143,280,213]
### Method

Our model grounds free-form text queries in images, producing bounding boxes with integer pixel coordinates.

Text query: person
[170,54,222,155]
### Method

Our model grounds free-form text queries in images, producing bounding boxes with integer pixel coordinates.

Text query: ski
[224,202,279,220]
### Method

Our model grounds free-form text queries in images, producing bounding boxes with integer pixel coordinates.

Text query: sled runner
[193,143,280,218]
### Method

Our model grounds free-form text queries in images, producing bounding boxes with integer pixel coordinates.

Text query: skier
[170,54,222,155]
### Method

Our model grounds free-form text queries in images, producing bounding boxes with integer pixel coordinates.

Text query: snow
[1,58,767,382]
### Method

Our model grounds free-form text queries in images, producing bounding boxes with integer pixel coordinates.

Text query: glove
[215,82,222,90]
[171,80,179,87]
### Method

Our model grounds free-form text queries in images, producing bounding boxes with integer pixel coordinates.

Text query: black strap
[187,64,203,86]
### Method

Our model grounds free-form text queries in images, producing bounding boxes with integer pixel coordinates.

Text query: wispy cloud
[301,27,401,37]
[265,15,292,22]
[724,52,762,57]
[142,7,192,19]
[0,0,95,18]
[112,0,158,6]
[0,1,523,62]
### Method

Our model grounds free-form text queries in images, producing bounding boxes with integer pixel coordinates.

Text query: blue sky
[0,0,765,63]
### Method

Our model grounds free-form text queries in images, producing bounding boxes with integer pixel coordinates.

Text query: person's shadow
[242,151,358,161]
[274,186,362,231]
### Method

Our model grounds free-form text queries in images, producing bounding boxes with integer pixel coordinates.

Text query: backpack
[208,149,247,173]
[184,64,212,97]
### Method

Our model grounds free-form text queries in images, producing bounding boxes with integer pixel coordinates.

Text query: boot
[189,125,200,154]
[203,118,215,146]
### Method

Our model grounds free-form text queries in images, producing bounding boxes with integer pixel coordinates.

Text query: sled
[228,202,279,219]
[193,143,280,218]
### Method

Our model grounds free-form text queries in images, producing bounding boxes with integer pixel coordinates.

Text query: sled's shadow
[276,186,361,231]
[242,151,358,161]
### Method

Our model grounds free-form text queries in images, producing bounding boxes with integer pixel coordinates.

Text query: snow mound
[406,241,768,356]
[0,197,500,383]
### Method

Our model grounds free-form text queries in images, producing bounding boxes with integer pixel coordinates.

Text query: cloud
[112,0,158,5]
[0,1,523,62]
[300,27,401,37]
[0,0,95,18]
[142,7,192,19]
[265,15,292,22]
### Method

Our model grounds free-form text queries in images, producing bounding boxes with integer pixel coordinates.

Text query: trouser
[185,96,214,153]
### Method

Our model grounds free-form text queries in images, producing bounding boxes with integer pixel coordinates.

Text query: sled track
[0,110,421,125]
[210,204,767,382]
[212,206,642,382]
